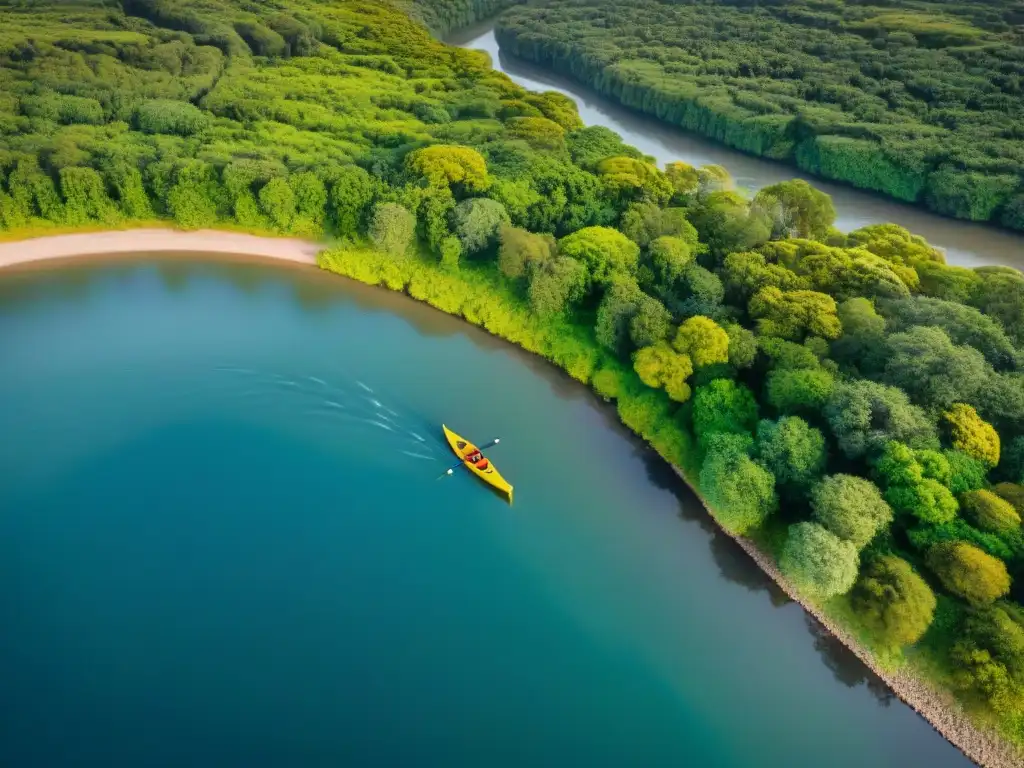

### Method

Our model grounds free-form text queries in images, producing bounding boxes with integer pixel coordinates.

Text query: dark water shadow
[805,614,896,707]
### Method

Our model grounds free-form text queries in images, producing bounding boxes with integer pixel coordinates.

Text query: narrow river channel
[448,22,1024,271]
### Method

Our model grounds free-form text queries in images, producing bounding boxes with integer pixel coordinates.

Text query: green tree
[558,226,640,286]
[596,156,673,205]
[851,555,936,648]
[672,316,730,369]
[830,297,887,375]
[498,225,555,280]
[927,542,1011,606]
[723,323,757,369]
[166,160,220,229]
[721,251,806,303]
[329,165,376,235]
[700,433,778,535]
[665,160,699,200]
[780,522,860,600]
[749,287,841,341]
[451,198,510,254]
[766,367,835,415]
[992,483,1024,515]
[874,442,958,525]
[646,235,695,289]
[369,202,415,257]
[59,166,119,225]
[620,203,697,249]
[527,256,587,317]
[688,190,771,258]
[755,416,826,491]
[961,490,1021,536]
[943,403,1000,468]
[633,342,693,402]
[811,474,894,548]
[258,177,296,231]
[882,327,990,412]
[945,450,989,495]
[825,379,938,459]
[406,145,489,193]
[753,179,836,240]
[289,172,327,236]
[692,378,758,447]
[595,277,670,353]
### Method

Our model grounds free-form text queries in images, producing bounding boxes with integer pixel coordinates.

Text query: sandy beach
[0,228,323,270]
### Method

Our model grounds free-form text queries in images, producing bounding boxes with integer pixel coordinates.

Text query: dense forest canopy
[495,0,1024,229]
[2,0,1024,753]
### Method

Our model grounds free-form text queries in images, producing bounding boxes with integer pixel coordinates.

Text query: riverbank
[446,23,1024,271]
[0,228,322,270]
[0,230,1020,767]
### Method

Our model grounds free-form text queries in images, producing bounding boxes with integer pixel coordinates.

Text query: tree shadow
[805,613,895,707]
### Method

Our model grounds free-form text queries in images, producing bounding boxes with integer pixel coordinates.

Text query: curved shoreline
[0,228,323,270]
[0,228,1019,768]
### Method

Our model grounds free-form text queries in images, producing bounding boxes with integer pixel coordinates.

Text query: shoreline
[0,228,324,271]
[670,468,1019,768]
[1,228,1020,768]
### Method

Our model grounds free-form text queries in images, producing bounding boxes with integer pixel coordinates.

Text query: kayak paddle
[436,438,500,480]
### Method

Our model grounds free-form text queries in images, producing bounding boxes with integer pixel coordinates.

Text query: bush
[135,100,211,136]
[700,433,778,535]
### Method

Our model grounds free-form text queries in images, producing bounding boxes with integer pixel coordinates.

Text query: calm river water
[449,23,1024,271]
[0,257,972,767]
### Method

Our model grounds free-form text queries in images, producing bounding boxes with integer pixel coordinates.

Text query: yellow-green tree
[406,145,489,193]
[633,342,693,402]
[943,403,1000,467]
[672,316,729,369]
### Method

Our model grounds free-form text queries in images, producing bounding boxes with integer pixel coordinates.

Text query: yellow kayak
[442,424,513,504]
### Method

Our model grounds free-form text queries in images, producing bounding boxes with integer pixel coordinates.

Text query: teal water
[0,257,971,767]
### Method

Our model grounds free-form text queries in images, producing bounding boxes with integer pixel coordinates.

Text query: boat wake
[210,365,447,466]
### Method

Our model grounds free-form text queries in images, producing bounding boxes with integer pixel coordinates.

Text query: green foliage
[688,191,771,258]
[369,202,416,258]
[647,235,695,288]
[135,100,210,136]
[498,225,554,281]
[927,542,1011,606]
[692,379,758,448]
[944,403,1001,468]
[882,326,991,412]
[259,177,296,231]
[753,179,836,240]
[951,607,1024,712]
[780,522,859,600]
[451,198,510,255]
[825,379,938,460]
[946,449,990,495]
[962,490,1022,536]
[620,203,697,249]
[723,323,757,369]
[527,256,587,317]
[59,167,119,226]
[700,433,778,535]
[406,145,490,193]
[852,555,936,648]
[672,316,729,369]
[766,367,835,416]
[811,475,894,548]
[993,483,1024,515]
[875,442,959,525]
[633,342,693,403]
[749,287,841,341]
[755,417,826,491]
[167,160,219,229]
[595,277,670,353]
[558,226,640,287]
[496,1,1024,228]
[999,437,1024,484]
[330,167,376,237]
